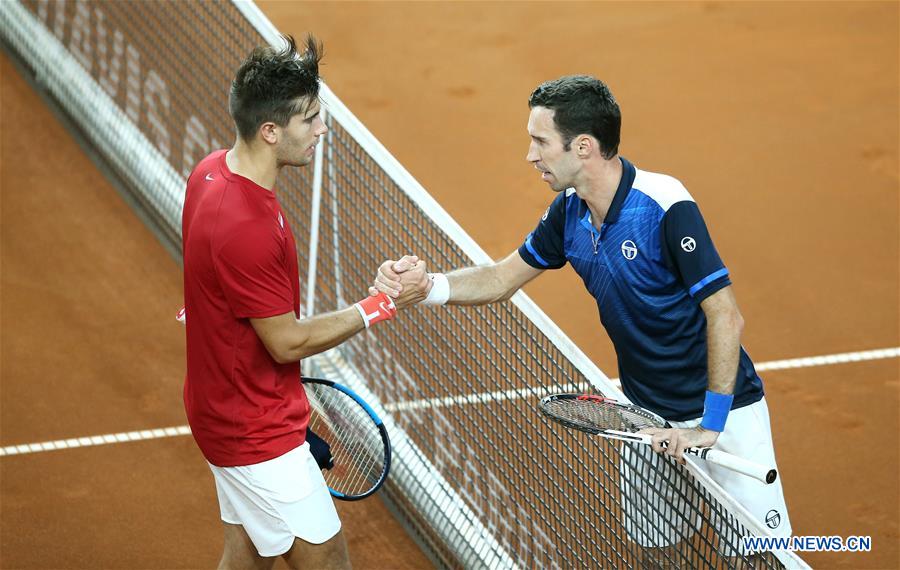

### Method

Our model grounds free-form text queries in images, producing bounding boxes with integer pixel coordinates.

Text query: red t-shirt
[181,150,309,467]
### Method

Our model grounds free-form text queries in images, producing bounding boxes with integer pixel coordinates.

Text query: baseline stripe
[2,347,897,456]
[0,425,191,457]
[753,347,899,371]
[605,346,900,389]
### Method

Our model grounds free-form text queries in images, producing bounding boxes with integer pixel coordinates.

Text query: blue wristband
[700,390,734,432]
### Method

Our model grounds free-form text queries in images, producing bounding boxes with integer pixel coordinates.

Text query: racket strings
[310,418,383,493]
[542,398,661,432]
[306,386,387,496]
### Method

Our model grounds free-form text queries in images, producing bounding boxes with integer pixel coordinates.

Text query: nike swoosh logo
[205,173,214,181]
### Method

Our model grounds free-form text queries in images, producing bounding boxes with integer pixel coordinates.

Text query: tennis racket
[301,377,391,501]
[539,393,777,484]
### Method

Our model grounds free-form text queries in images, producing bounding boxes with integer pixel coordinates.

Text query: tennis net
[1,1,806,568]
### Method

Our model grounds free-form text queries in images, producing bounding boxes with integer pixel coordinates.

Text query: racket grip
[694,448,778,485]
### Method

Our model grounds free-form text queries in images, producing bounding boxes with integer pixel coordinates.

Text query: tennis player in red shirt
[181,35,430,569]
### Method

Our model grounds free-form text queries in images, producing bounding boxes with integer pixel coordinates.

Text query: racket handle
[540,395,779,485]
[602,430,777,484]
[687,447,778,485]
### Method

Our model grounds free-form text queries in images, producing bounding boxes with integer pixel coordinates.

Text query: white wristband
[422,273,450,306]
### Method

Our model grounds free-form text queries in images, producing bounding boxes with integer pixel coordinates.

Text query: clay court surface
[2,2,897,569]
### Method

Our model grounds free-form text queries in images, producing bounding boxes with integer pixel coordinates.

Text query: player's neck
[226,141,278,191]
[577,155,622,227]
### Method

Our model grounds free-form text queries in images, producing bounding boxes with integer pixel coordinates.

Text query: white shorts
[208,442,342,557]
[620,397,792,550]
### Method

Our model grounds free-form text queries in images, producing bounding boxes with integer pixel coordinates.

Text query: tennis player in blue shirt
[374,75,791,554]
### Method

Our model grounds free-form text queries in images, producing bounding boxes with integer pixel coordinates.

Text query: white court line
[0,425,191,457]
[753,347,899,371]
[2,347,897,457]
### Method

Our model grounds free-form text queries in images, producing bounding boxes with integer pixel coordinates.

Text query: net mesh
[2,1,803,568]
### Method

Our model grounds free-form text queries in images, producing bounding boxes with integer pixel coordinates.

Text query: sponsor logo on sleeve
[680,236,696,252]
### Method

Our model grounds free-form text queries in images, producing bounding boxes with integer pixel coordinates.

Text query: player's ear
[259,121,278,145]
[574,134,593,158]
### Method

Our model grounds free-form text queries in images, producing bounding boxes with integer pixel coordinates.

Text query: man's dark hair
[528,75,621,159]
[229,34,323,140]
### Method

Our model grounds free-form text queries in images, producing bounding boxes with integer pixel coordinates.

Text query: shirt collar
[604,157,636,224]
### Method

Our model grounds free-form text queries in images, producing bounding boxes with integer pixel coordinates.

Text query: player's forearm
[267,307,365,363]
[445,264,515,305]
[704,308,744,395]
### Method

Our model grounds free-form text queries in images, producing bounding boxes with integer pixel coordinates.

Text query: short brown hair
[229,34,324,140]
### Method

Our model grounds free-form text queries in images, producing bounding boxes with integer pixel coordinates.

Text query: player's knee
[283,531,350,570]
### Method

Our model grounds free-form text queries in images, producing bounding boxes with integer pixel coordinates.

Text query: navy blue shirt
[519,158,763,421]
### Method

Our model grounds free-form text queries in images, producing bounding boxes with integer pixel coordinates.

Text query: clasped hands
[369,255,431,309]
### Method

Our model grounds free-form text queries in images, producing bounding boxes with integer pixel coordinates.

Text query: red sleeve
[214,221,295,319]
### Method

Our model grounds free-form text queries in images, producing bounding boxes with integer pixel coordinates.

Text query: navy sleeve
[517,192,567,270]
[662,201,731,302]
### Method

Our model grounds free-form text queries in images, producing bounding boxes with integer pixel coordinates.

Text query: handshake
[367,254,448,310]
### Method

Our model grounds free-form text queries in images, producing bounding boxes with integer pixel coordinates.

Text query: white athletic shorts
[208,442,342,557]
[620,397,792,551]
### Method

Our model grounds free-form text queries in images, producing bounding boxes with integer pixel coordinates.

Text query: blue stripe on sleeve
[525,236,550,267]
[688,268,729,297]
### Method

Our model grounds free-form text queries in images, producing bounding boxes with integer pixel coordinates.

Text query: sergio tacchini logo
[621,240,637,260]
[765,509,781,529]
